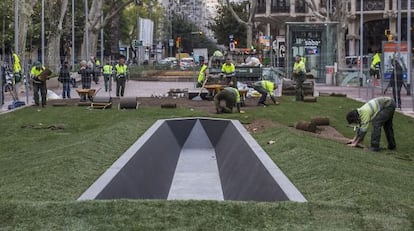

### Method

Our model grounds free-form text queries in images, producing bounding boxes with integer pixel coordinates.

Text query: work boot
[369,146,380,152]
[388,145,396,151]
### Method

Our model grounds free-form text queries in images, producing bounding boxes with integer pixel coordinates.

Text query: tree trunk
[18,0,37,70]
[80,0,101,61]
[246,22,253,48]
[80,0,134,61]
[109,7,121,60]
[45,0,69,73]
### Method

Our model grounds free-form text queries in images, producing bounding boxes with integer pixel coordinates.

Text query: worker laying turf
[214,87,241,114]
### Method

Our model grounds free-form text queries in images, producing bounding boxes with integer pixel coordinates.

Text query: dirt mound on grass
[243,118,348,143]
[48,97,348,143]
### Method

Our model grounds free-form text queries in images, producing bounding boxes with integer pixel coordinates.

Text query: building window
[271,0,290,13]
[295,0,306,13]
[257,0,266,14]
[400,0,414,9]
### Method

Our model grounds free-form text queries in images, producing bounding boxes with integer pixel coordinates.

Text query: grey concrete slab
[167,149,224,200]
[168,120,223,200]
[79,120,181,200]
[230,120,307,202]
[79,117,307,202]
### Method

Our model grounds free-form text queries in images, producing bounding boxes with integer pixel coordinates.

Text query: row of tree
[0,0,252,72]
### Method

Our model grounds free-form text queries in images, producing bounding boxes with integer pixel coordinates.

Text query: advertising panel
[382,42,409,81]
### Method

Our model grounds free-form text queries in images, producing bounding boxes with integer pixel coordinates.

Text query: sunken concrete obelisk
[78,117,307,203]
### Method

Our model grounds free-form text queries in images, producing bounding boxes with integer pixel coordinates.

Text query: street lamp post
[169,9,173,58]
[14,0,19,54]
[41,0,45,64]
[85,0,90,60]
[408,0,414,111]
[359,0,363,98]
[72,0,75,69]
[136,2,140,65]
[394,0,402,109]
[2,6,6,62]
[100,13,104,64]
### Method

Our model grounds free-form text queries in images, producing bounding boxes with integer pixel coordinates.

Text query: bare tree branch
[305,0,327,20]
[225,0,248,26]
[102,0,135,28]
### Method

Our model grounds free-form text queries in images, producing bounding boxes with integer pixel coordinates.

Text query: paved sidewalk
[0,79,195,114]
[1,78,414,118]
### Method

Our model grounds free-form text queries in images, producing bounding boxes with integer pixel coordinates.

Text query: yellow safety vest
[103,65,113,74]
[262,80,275,96]
[13,53,21,73]
[357,97,393,132]
[221,63,235,74]
[370,53,381,69]
[224,87,240,103]
[30,66,45,77]
[197,64,208,83]
[115,64,127,75]
[254,80,275,96]
[293,61,306,74]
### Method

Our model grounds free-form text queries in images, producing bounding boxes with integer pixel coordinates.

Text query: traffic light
[176,37,181,48]
[384,29,393,41]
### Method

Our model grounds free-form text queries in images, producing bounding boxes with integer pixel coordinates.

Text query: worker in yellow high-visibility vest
[214,86,241,114]
[115,56,128,97]
[197,57,208,88]
[293,55,306,101]
[102,61,113,92]
[12,53,22,84]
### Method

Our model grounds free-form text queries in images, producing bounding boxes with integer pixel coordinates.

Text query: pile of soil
[49,97,261,115]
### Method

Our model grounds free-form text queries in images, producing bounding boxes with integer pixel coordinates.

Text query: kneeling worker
[214,87,241,114]
[252,80,277,106]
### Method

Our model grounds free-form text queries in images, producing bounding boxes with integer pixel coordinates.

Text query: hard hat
[34,61,41,67]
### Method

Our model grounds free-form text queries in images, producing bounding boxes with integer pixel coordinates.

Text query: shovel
[192,76,208,101]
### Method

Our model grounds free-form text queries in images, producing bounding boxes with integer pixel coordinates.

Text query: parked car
[158,57,178,68]
[179,57,195,70]
[345,55,371,69]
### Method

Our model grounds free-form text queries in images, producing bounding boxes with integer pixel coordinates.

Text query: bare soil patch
[48,97,348,143]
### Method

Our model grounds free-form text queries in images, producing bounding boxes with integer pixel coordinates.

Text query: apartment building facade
[255,0,413,83]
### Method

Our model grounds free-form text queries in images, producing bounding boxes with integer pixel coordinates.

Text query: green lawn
[0,96,413,230]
